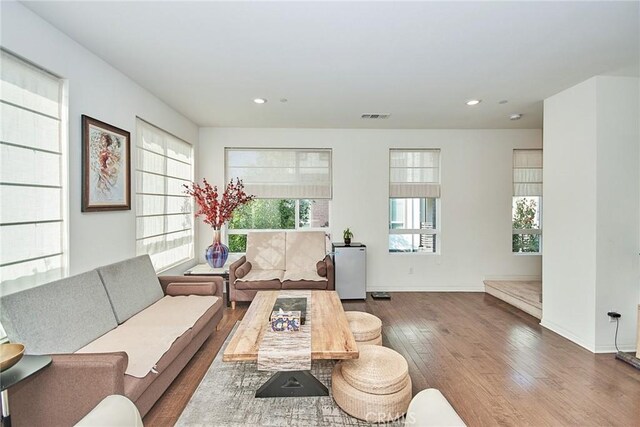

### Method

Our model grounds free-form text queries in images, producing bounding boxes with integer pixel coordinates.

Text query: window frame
[226,198,330,253]
[512,196,543,255]
[388,197,441,254]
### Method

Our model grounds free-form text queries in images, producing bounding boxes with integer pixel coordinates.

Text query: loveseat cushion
[285,231,327,272]
[0,271,118,354]
[77,295,219,378]
[282,269,328,282]
[281,280,329,290]
[97,255,164,324]
[234,279,282,290]
[246,231,286,270]
[235,269,284,282]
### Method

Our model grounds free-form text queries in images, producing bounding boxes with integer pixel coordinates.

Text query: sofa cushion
[285,231,327,272]
[246,232,286,270]
[234,279,282,290]
[282,269,328,282]
[236,269,284,282]
[76,295,219,378]
[0,271,117,354]
[123,297,222,401]
[97,255,164,324]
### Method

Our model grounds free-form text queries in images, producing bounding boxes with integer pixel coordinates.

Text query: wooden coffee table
[223,290,358,397]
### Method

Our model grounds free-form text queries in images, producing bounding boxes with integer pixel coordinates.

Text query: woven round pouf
[332,346,412,423]
[345,311,382,345]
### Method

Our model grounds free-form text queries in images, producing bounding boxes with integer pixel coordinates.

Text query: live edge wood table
[223,290,358,398]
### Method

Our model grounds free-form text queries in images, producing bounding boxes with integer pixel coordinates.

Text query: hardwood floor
[144,293,640,426]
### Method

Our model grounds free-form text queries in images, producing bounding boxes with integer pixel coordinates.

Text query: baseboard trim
[540,318,595,353]
[366,286,484,292]
[594,344,637,353]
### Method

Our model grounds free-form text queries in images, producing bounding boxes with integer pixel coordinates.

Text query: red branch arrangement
[183,178,254,229]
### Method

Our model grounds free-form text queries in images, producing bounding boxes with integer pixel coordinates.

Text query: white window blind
[135,119,193,271]
[225,148,332,199]
[513,149,543,196]
[389,149,441,198]
[0,50,66,295]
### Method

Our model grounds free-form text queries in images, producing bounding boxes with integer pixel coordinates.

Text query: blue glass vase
[205,229,228,268]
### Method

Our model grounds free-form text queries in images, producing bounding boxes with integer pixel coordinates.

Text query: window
[0,50,66,295]
[225,148,331,252]
[512,149,542,253]
[135,119,194,271]
[389,149,440,253]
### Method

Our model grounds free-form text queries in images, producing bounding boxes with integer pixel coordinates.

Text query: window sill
[512,252,542,256]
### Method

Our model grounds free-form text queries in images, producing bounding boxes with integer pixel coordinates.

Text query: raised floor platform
[483,280,542,319]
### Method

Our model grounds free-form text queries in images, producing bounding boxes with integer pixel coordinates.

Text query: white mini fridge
[332,243,366,300]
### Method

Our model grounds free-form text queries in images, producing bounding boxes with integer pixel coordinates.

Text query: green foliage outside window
[512,198,540,253]
[228,199,297,252]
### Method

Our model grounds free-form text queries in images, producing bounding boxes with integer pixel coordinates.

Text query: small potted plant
[343,228,353,246]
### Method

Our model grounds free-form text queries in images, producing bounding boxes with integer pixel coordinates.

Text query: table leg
[255,370,329,398]
[1,389,11,427]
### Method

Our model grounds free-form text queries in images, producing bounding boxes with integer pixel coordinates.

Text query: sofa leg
[231,301,236,310]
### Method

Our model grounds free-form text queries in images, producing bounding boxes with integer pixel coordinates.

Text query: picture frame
[82,115,131,212]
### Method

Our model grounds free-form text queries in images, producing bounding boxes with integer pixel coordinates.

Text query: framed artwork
[82,115,131,212]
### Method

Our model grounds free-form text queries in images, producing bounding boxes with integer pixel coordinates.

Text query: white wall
[543,76,640,352]
[542,78,599,350]
[1,2,200,276]
[199,128,542,291]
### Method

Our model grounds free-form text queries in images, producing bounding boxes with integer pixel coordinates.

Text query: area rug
[177,325,403,426]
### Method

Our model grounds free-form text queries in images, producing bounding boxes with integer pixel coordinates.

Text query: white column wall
[543,76,639,352]
[199,128,542,291]
[1,2,200,276]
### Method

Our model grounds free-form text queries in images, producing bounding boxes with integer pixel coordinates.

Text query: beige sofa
[0,255,224,426]
[229,231,334,307]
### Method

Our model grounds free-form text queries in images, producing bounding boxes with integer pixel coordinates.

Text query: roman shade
[389,149,441,198]
[0,50,65,294]
[135,119,194,271]
[225,148,332,199]
[513,149,542,196]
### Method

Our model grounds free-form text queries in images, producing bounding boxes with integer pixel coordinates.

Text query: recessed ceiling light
[253,98,267,104]
[509,113,523,120]
[466,99,481,106]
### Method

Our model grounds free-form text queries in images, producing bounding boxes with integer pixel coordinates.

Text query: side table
[1,354,52,427]
[184,263,231,307]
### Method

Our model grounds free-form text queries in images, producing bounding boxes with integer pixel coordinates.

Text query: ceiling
[21,1,640,129]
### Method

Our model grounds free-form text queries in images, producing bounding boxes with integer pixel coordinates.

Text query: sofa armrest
[324,255,335,291]
[158,275,223,297]
[11,352,128,427]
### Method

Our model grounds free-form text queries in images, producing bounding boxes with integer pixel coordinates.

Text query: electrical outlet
[607,311,621,322]
[408,267,414,275]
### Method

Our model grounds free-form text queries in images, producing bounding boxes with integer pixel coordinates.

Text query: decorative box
[270,309,301,332]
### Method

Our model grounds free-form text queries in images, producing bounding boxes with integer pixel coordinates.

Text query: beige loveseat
[229,231,334,307]
[0,255,224,426]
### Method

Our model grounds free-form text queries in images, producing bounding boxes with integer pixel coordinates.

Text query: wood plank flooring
[144,293,640,426]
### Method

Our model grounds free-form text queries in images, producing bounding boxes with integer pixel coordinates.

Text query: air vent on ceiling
[361,113,391,119]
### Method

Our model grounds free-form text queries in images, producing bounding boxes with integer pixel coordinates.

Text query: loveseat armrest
[11,352,128,427]
[323,255,335,290]
[158,275,223,297]
[229,256,247,285]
